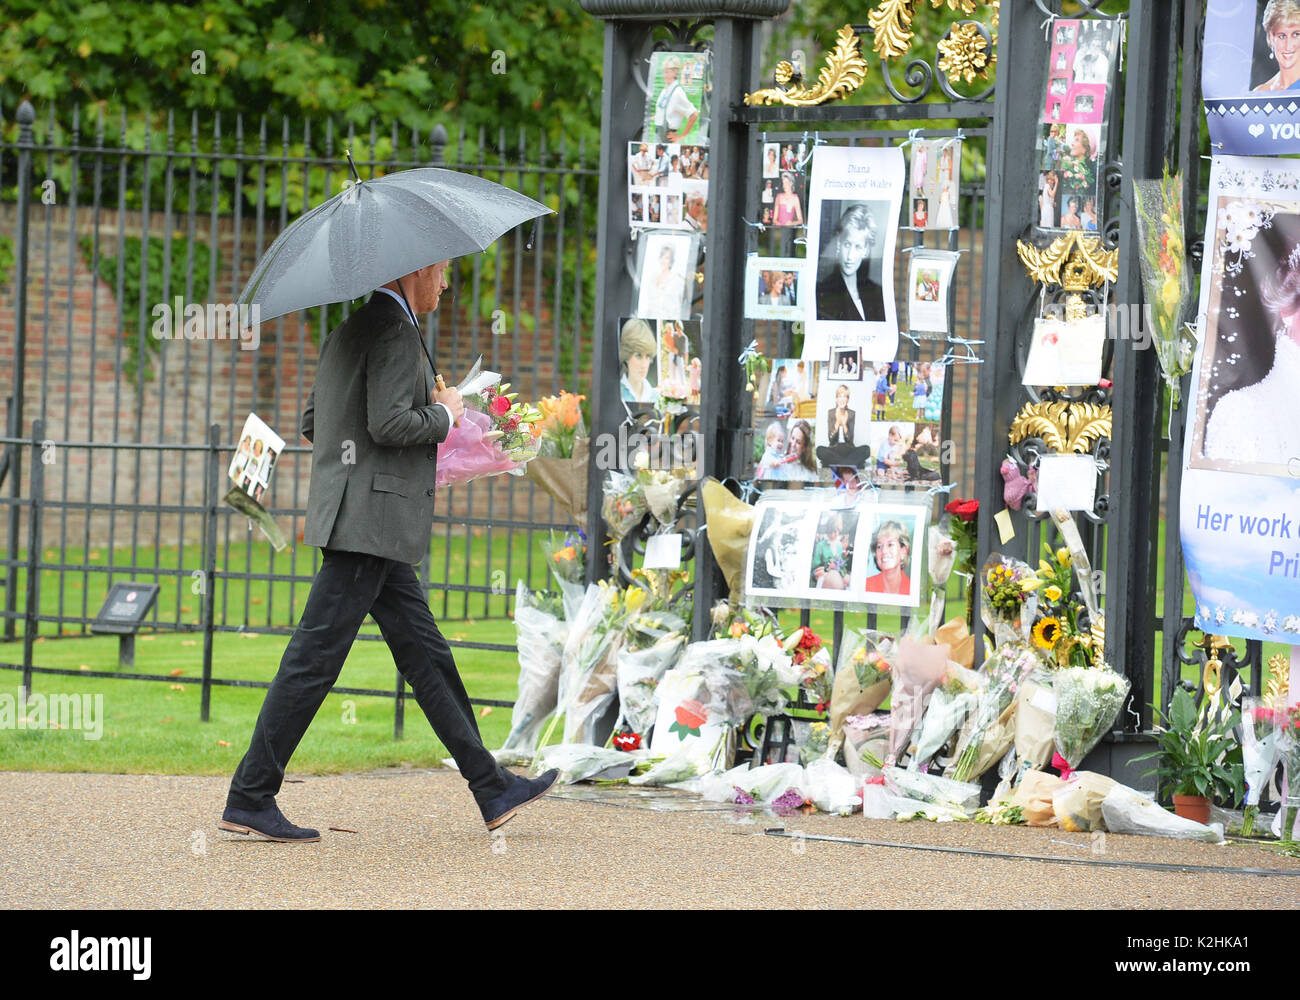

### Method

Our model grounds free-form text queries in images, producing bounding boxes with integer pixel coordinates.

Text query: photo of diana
[1200,223,1300,473]
[815,202,886,322]
[859,514,920,605]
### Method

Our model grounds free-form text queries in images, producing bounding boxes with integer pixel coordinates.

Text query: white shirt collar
[373,285,418,327]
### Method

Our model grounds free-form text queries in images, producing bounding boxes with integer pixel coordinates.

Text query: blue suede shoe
[480,769,560,831]
[219,803,321,842]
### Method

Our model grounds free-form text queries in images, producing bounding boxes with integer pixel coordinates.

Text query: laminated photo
[743,256,807,321]
[1021,314,1106,387]
[626,141,709,231]
[229,412,285,506]
[804,145,905,361]
[616,316,660,407]
[742,492,926,609]
[908,138,961,231]
[759,169,806,228]
[635,231,697,320]
[751,358,825,483]
[655,318,702,406]
[906,250,959,336]
[643,50,711,145]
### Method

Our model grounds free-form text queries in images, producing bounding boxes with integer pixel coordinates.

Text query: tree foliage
[0,0,604,156]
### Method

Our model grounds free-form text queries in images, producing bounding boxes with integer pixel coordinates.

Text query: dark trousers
[227,548,513,812]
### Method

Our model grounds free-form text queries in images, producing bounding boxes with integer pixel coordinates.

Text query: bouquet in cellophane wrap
[436,362,542,488]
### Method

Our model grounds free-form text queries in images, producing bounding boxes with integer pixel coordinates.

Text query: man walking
[219,261,557,842]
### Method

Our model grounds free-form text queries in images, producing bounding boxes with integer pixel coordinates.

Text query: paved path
[1,770,1297,909]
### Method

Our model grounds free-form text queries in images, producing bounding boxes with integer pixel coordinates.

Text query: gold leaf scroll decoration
[1016,232,1118,292]
[868,0,918,60]
[1009,401,1113,454]
[869,0,987,61]
[744,24,868,107]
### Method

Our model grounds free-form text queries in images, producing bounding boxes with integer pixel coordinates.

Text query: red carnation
[489,395,511,418]
[612,731,642,752]
[944,498,979,522]
[503,414,520,432]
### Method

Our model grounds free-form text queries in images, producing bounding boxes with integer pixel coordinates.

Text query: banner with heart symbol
[1204,0,1300,154]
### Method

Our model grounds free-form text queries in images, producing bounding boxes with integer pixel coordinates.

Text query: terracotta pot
[1171,794,1211,825]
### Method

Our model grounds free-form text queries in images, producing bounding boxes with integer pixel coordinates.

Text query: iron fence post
[200,423,220,722]
[22,419,44,698]
[5,100,34,642]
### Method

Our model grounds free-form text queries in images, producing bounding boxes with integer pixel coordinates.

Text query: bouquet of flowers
[1239,698,1284,837]
[540,529,587,621]
[886,638,951,766]
[1132,164,1196,410]
[499,582,568,754]
[690,637,792,727]
[943,498,979,583]
[545,582,638,748]
[601,470,649,547]
[826,631,895,763]
[982,552,1040,644]
[437,376,542,488]
[883,765,981,815]
[947,642,1044,783]
[529,743,637,784]
[1027,542,1104,669]
[910,662,985,768]
[1052,665,1131,770]
[842,712,891,775]
[786,628,832,712]
[534,390,587,458]
[1281,704,1300,841]
[614,608,688,738]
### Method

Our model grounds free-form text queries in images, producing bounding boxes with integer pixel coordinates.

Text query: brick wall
[0,202,584,552]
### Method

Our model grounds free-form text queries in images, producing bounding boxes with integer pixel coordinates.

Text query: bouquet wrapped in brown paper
[1052,771,1118,832]
[825,630,895,762]
[1012,770,1067,827]
[525,435,590,528]
[1012,677,1058,779]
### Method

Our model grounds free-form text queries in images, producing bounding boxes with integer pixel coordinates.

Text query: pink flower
[489,395,511,418]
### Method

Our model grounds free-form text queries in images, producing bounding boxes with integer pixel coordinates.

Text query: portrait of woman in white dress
[637,235,691,319]
[1202,244,1300,472]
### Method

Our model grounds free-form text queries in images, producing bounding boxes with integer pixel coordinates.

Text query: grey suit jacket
[300,294,451,564]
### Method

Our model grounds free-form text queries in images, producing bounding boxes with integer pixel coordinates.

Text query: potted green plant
[1134,688,1244,824]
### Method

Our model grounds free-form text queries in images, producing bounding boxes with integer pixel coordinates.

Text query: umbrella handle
[434,373,460,427]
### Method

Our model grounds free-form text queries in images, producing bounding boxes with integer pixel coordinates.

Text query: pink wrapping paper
[435,408,525,488]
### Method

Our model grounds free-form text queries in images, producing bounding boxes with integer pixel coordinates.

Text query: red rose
[944,498,979,522]
[490,395,511,417]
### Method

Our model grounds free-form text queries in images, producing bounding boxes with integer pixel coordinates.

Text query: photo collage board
[1035,18,1122,232]
[743,491,930,610]
[617,51,714,417]
[758,139,809,229]
[750,357,945,489]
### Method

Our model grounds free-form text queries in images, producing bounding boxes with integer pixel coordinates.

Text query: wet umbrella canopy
[237,166,552,324]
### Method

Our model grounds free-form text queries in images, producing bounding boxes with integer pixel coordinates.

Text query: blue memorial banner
[1204,0,1300,154]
